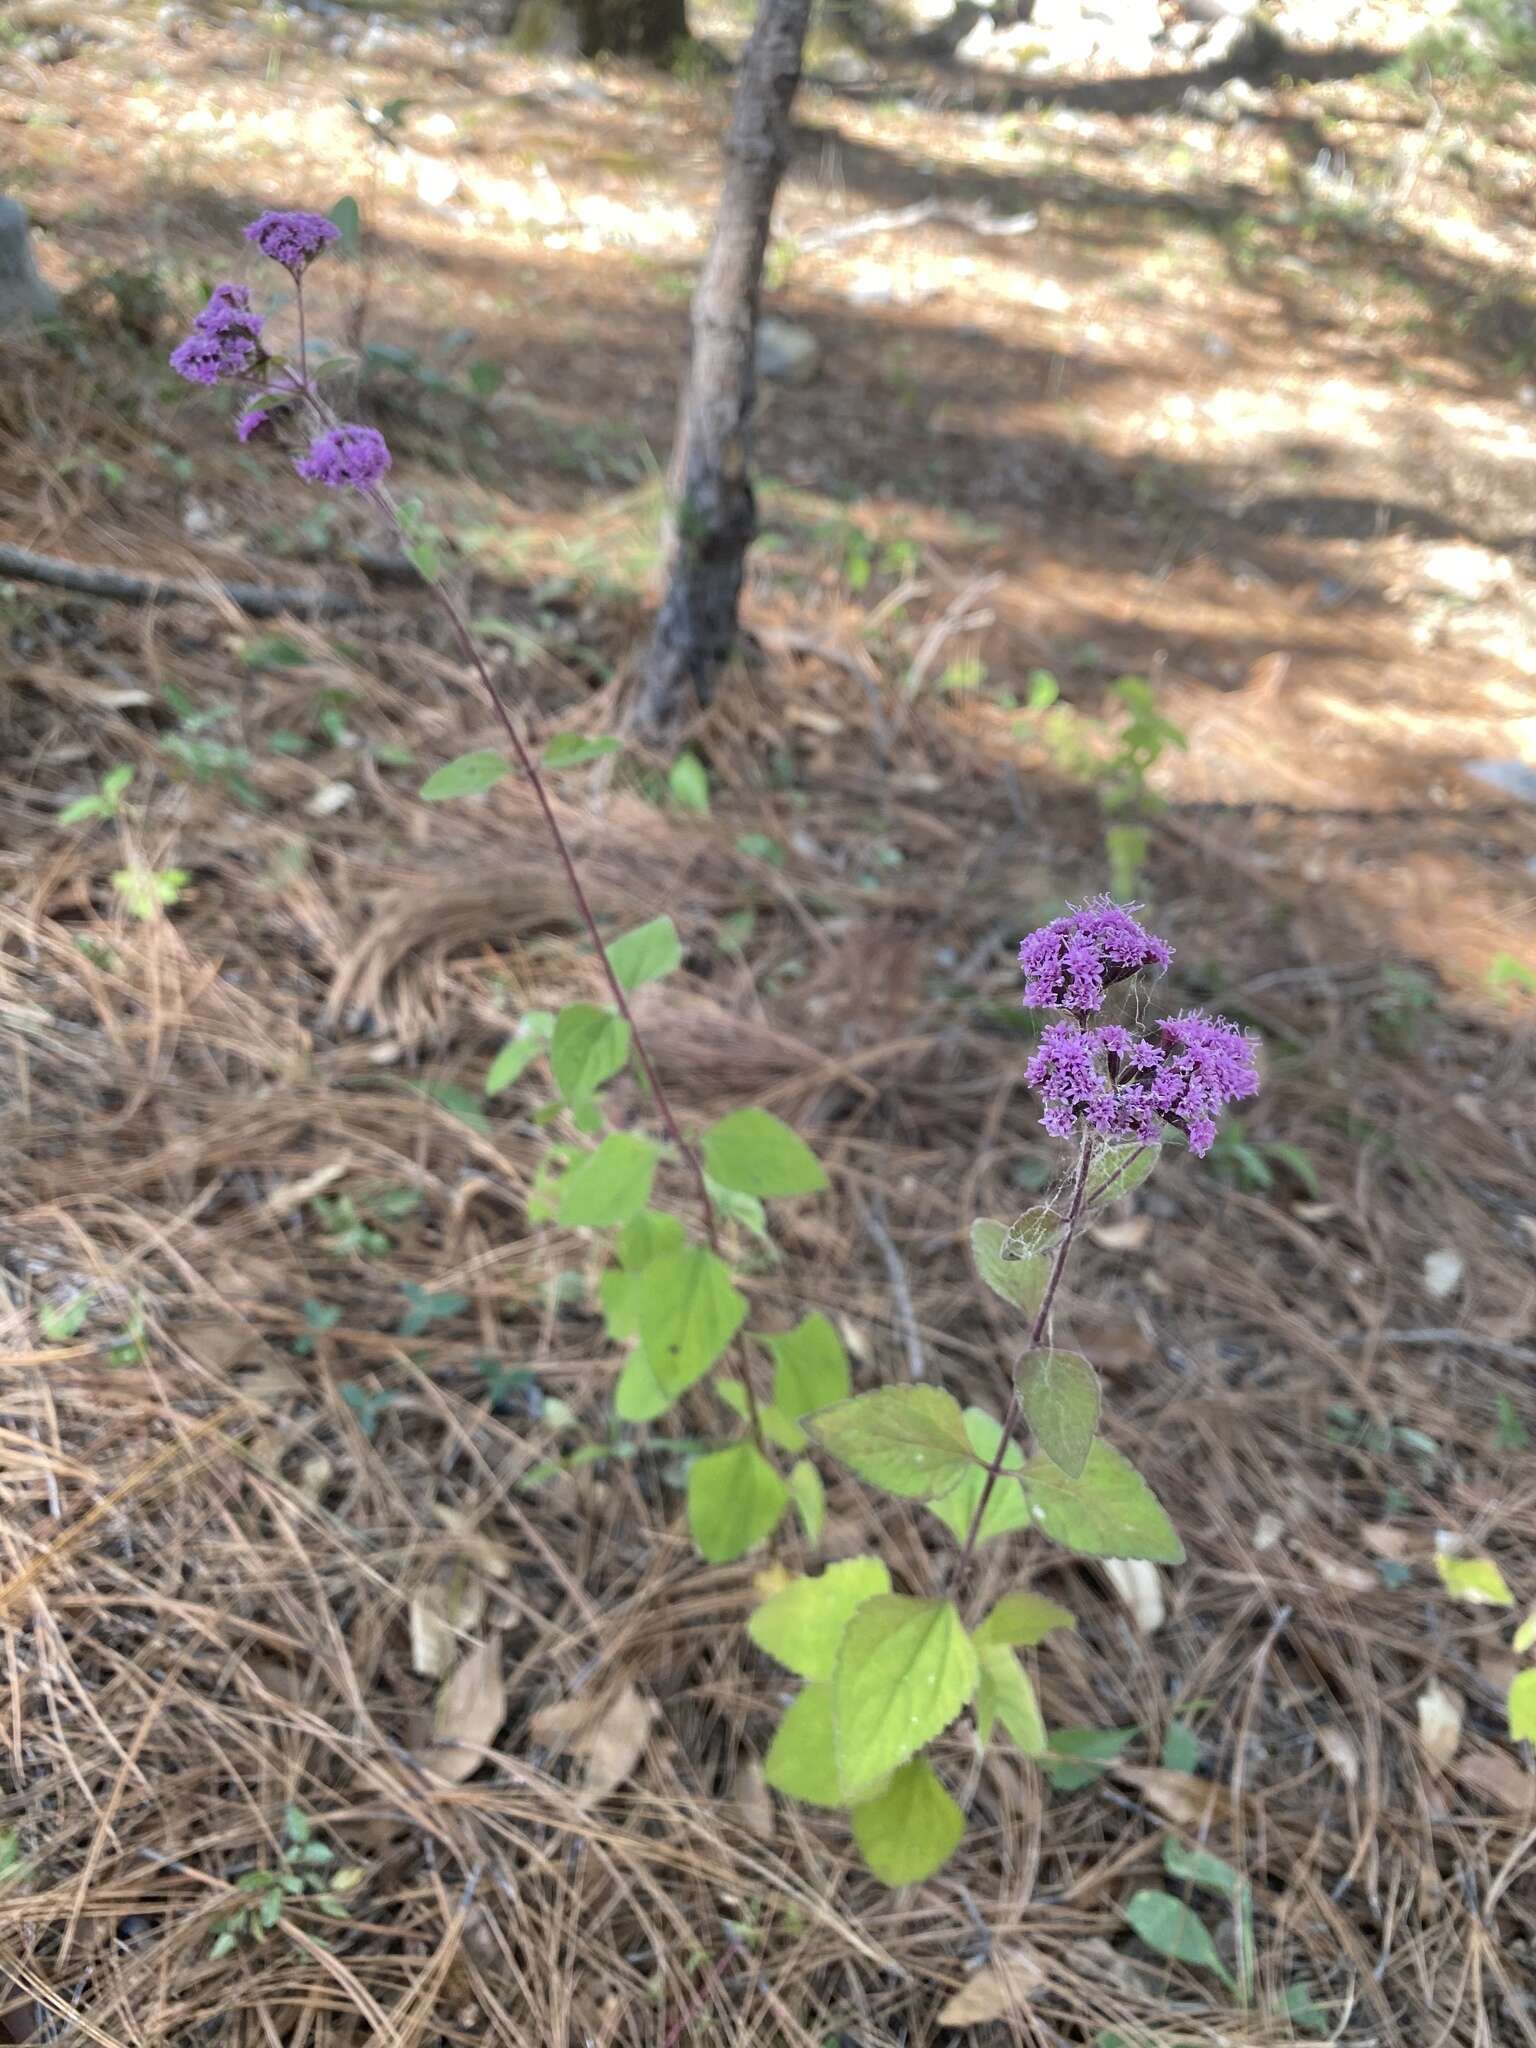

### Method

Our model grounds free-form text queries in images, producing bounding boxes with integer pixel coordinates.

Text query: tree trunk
[632,0,812,736]
[574,0,687,58]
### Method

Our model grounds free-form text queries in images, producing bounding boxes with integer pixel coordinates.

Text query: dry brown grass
[6,6,1536,2042]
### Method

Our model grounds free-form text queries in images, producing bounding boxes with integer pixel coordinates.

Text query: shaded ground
[3,4,1536,2045]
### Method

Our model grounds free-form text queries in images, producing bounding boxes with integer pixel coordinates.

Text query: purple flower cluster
[294,424,391,490]
[1020,903,1259,1157]
[243,209,340,273]
[1019,897,1172,1014]
[169,281,265,387]
[1025,1011,1258,1156]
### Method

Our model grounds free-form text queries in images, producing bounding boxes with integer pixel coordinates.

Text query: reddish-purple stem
[278,348,767,1454]
[954,1135,1094,1591]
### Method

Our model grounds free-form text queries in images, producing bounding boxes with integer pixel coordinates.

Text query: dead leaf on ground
[1416,1678,1463,1767]
[1252,1511,1286,1553]
[1423,1247,1464,1299]
[1078,1315,1155,1371]
[1360,1522,1410,1562]
[1458,1751,1536,1813]
[1318,1725,1360,1790]
[295,1453,333,1506]
[410,1572,487,1679]
[529,1681,655,1799]
[175,1314,269,1372]
[422,1637,506,1785]
[1103,1558,1166,1635]
[1089,1215,1152,1253]
[732,1760,773,1841]
[260,1160,352,1220]
[1304,1548,1377,1594]
[936,1949,1045,2026]
[1114,1766,1228,1827]
[1479,1647,1519,1694]
[431,1505,511,1581]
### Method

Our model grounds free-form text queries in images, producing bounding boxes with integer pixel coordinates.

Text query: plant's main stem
[955,1135,1094,1594]
[268,386,773,1456]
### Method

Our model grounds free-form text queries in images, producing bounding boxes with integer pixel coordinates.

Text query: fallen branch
[798,198,1036,253]
[0,542,363,617]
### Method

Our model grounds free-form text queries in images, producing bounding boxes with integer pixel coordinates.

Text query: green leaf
[748,1558,892,1681]
[605,915,681,992]
[614,1346,673,1423]
[833,1596,977,1798]
[1436,1553,1514,1608]
[327,194,361,255]
[240,632,311,670]
[1042,1725,1137,1791]
[763,1684,842,1807]
[284,1805,311,1845]
[618,1209,687,1270]
[1124,1891,1234,1988]
[543,733,620,770]
[788,1458,825,1544]
[927,1407,1035,1547]
[1163,1835,1243,1902]
[969,1218,1050,1315]
[419,751,508,802]
[398,1283,468,1336]
[1018,1349,1100,1480]
[599,1266,637,1341]
[687,1442,789,1563]
[668,750,710,813]
[638,1246,747,1396]
[209,1929,239,1960]
[1021,1441,1184,1563]
[1514,1608,1536,1657]
[550,1004,630,1103]
[557,1133,659,1228]
[715,1379,803,1453]
[702,1108,827,1199]
[973,1591,1076,1650]
[805,1385,977,1502]
[1161,1720,1202,1773]
[39,1292,92,1342]
[1508,1667,1536,1743]
[976,1646,1047,1753]
[59,792,107,824]
[407,538,442,582]
[1279,1981,1330,2037]
[761,1313,850,1449]
[850,1758,965,1886]
[1495,1394,1529,1451]
[703,1173,770,1241]
[411,1081,491,1136]
[1086,1141,1160,1204]
[484,1011,554,1095]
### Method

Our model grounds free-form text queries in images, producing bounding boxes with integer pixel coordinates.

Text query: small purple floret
[243,209,341,273]
[1019,897,1172,1014]
[1024,1009,1260,1156]
[294,423,391,490]
[169,280,265,386]
[236,405,275,443]
[1147,1009,1261,1156]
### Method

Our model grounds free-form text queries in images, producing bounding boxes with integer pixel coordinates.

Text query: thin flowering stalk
[172,219,771,1456]
[221,254,768,1452]
[394,548,771,1456]
[954,1135,1092,1593]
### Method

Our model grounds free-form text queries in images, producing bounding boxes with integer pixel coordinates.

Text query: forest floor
[3,2,1536,2044]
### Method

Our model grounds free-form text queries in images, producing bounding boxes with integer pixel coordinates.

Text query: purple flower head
[243,209,341,274]
[1146,1009,1261,1156]
[1024,1008,1260,1156]
[294,423,391,490]
[169,280,266,386]
[236,404,275,443]
[1019,897,1172,1015]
